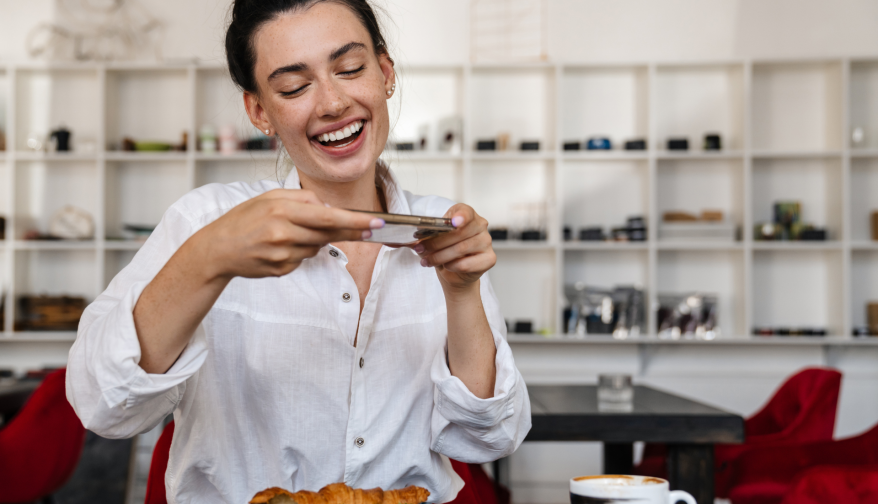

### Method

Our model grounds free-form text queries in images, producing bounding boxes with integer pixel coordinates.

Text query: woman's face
[246,2,394,185]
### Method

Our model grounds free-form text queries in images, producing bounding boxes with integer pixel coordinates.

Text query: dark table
[0,380,40,426]
[506,384,744,504]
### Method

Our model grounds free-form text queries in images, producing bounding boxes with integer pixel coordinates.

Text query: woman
[66,1,531,502]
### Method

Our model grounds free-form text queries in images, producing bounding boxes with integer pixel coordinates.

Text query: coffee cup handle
[668,490,697,504]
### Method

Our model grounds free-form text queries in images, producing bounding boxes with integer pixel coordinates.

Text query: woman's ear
[379,53,396,97]
[243,92,274,135]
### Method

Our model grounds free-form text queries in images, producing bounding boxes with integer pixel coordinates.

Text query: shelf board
[850,149,878,158]
[657,241,743,251]
[492,241,554,251]
[563,241,648,251]
[751,150,843,159]
[0,332,77,342]
[562,151,648,161]
[13,240,97,251]
[382,152,463,162]
[506,335,877,346]
[104,240,145,251]
[195,151,281,161]
[752,241,843,251]
[470,151,555,161]
[15,152,98,161]
[105,152,189,162]
[656,150,744,160]
[471,61,555,71]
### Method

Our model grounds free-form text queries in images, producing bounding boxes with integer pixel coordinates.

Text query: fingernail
[362,230,372,240]
[413,244,425,253]
[452,216,464,228]
[420,258,429,267]
[370,218,385,229]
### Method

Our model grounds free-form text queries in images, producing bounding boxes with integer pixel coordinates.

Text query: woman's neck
[296,166,384,212]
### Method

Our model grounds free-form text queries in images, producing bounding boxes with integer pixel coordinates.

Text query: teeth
[318,121,364,144]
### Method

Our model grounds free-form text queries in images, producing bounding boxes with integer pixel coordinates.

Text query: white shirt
[65,168,531,504]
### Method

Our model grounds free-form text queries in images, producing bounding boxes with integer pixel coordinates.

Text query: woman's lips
[311,120,367,157]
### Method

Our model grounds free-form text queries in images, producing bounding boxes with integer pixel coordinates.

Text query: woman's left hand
[412,204,496,292]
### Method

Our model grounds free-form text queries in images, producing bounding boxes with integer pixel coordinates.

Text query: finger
[440,252,496,275]
[421,233,490,267]
[276,201,384,231]
[261,188,325,206]
[443,203,475,226]
[285,226,372,245]
[420,217,485,253]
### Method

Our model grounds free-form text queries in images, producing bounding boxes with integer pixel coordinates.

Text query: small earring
[265,129,270,135]
[387,83,396,96]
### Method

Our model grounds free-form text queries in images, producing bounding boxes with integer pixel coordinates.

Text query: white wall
[4,0,878,64]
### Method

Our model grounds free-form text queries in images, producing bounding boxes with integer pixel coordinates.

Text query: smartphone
[350,210,454,246]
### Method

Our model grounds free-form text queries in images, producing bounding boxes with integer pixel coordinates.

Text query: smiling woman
[65,1,531,503]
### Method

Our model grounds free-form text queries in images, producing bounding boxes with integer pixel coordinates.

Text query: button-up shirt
[65,168,531,504]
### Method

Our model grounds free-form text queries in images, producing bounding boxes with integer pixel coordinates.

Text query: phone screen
[350,210,454,246]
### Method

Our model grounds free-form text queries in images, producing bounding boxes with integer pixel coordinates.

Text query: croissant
[250,482,430,504]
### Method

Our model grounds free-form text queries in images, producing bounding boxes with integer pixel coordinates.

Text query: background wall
[3,0,878,65]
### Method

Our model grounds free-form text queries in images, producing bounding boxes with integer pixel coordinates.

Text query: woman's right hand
[133,188,382,374]
[192,189,383,281]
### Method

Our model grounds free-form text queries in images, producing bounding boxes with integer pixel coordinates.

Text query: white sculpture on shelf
[26,0,164,62]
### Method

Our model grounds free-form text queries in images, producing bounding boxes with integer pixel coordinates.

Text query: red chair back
[0,369,86,503]
[745,367,842,442]
[713,367,842,498]
[145,421,507,504]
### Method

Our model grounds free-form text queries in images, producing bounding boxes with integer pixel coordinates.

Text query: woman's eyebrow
[267,42,366,82]
[329,41,366,62]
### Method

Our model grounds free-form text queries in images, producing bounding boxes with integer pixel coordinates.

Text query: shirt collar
[282,160,411,215]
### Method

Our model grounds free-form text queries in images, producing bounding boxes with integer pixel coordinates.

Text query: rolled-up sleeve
[430,275,532,463]
[66,206,209,439]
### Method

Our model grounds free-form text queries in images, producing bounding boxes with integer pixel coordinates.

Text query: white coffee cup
[569,475,697,504]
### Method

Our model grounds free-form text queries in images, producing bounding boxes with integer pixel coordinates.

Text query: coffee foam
[573,475,664,486]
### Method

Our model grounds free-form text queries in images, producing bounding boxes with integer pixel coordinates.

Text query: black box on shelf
[514,320,533,334]
[703,133,722,150]
[394,142,415,151]
[520,229,544,241]
[476,140,497,151]
[579,227,606,241]
[563,141,581,151]
[799,229,827,241]
[520,141,540,151]
[563,226,572,241]
[624,139,647,150]
[489,228,508,241]
[667,138,689,150]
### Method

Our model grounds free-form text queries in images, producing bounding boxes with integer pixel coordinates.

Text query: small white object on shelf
[658,221,737,242]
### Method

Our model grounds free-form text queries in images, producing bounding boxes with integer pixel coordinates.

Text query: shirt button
[355,437,365,447]
[359,357,364,368]
[329,249,339,258]
[342,293,352,302]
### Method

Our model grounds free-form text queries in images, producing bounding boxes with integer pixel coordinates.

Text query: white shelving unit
[3,58,878,355]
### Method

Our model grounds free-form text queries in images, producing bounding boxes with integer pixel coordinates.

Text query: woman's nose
[315,79,350,117]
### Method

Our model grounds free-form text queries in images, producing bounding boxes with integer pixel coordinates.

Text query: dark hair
[225,0,391,94]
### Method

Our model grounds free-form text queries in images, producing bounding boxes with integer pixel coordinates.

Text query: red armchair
[145,421,507,504]
[726,422,878,504]
[636,367,842,498]
[780,465,878,504]
[0,368,86,503]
